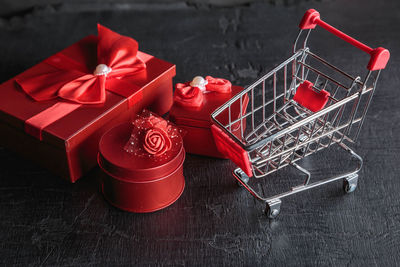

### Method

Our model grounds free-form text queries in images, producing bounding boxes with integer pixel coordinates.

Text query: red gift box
[169,76,249,158]
[98,112,185,212]
[0,25,176,182]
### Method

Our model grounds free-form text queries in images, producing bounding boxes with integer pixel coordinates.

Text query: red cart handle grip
[299,9,390,71]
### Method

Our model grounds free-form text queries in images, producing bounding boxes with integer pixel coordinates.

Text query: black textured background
[1,0,399,266]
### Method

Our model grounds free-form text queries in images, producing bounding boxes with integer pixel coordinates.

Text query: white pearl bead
[94,64,112,76]
[190,76,208,91]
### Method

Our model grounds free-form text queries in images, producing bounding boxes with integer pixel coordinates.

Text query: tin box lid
[98,122,184,182]
[169,85,247,129]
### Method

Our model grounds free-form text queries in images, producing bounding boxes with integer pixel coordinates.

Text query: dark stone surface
[1,0,399,266]
[0,0,301,17]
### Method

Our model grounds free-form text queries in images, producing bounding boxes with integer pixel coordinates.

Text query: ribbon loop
[205,76,232,94]
[173,75,232,108]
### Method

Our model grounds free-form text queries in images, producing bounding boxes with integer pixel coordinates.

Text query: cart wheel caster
[265,199,281,219]
[233,168,250,187]
[265,206,280,219]
[343,174,358,194]
[236,176,249,187]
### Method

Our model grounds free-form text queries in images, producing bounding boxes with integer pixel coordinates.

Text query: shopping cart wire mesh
[211,9,389,218]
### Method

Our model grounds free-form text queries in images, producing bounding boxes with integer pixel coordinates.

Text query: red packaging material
[293,80,330,112]
[169,76,249,158]
[98,111,185,212]
[0,25,176,182]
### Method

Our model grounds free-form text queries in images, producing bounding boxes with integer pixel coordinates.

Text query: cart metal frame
[211,9,389,218]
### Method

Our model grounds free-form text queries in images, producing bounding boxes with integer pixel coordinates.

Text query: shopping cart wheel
[265,199,281,219]
[233,168,250,187]
[343,174,358,194]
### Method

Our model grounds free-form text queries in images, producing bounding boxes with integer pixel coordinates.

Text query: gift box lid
[98,122,185,182]
[169,85,246,129]
[0,35,176,151]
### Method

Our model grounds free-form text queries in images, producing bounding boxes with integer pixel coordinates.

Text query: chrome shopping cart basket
[211,9,390,218]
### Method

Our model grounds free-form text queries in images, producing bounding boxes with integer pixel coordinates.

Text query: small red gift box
[98,111,185,212]
[169,76,249,158]
[0,25,176,182]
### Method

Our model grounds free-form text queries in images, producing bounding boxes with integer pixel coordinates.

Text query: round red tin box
[98,122,185,213]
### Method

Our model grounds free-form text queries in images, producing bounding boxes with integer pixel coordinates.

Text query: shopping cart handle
[299,9,390,71]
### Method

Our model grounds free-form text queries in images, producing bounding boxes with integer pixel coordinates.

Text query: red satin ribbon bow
[173,76,232,108]
[16,24,146,104]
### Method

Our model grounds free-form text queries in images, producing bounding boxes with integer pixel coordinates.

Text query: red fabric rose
[143,128,172,156]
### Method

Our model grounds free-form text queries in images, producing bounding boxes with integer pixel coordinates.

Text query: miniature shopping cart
[211,9,390,218]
